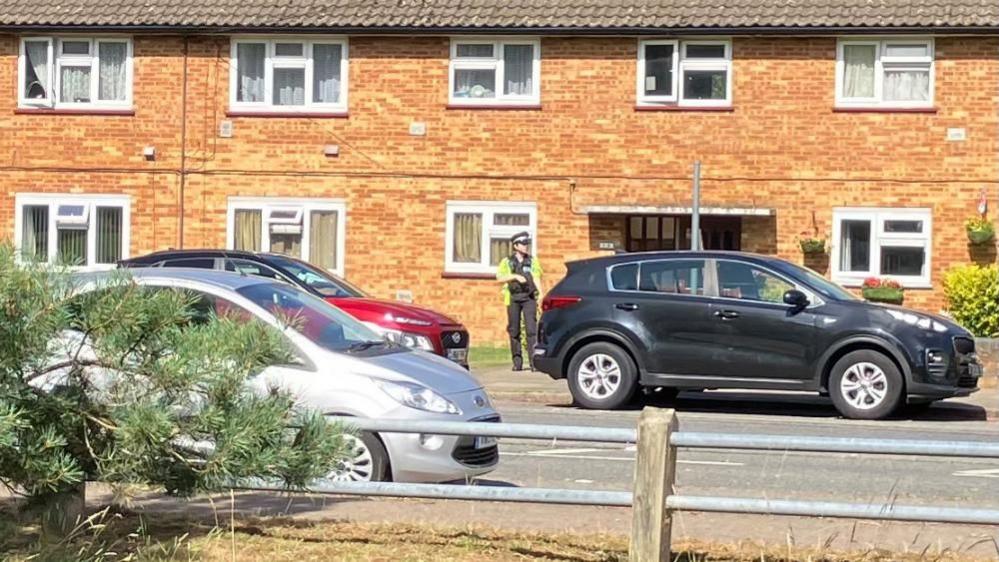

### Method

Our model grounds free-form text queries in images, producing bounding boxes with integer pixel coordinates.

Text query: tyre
[567,342,639,409]
[327,432,390,482]
[828,350,904,420]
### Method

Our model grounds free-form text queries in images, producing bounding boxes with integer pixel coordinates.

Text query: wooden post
[629,407,678,562]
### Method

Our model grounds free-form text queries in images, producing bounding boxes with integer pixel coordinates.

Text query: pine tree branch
[25,358,106,383]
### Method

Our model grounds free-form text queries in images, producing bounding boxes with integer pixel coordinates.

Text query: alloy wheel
[839,362,889,411]
[577,353,622,400]
[328,434,375,482]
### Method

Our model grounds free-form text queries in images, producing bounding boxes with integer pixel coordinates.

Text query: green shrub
[943,264,999,337]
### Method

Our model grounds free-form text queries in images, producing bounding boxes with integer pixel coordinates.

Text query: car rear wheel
[829,350,904,420]
[327,432,389,482]
[567,342,638,410]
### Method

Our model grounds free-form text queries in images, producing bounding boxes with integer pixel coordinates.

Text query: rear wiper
[346,340,388,352]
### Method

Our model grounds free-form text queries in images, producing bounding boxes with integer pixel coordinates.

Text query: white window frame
[18,36,134,109]
[14,193,131,269]
[226,197,347,276]
[444,201,538,274]
[448,38,541,106]
[229,36,349,114]
[637,39,732,107]
[835,38,934,109]
[831,207,932,288]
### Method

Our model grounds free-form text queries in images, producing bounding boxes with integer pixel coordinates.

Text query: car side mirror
[783,289,809,309]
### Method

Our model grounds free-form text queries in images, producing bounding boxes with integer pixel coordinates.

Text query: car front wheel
[327,432,389,482]
[829,350,904,420]
[567,342,638,410]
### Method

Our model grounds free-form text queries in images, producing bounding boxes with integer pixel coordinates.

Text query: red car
[118,250,470,367]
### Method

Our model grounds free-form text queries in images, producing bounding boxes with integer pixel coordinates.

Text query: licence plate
[474,436,498,449]
[969,363,983,377]
[447,348,468,363]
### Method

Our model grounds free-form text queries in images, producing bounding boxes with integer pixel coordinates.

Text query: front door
[626,215,742,252]
[708,259,817,381]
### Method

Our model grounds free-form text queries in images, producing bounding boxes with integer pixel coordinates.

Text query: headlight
[362,322,435,351]
[885,310,948,333]
[375,379,462,415]
[384,313,433,327]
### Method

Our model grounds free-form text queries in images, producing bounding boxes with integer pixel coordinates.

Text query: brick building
[1,1,998,344]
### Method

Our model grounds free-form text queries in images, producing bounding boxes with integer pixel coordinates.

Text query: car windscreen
[772,261,859,301]
[236,283,385,353]
[267,256,366,298]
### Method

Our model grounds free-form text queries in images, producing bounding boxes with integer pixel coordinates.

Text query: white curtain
[884,70,930,101]
[98,42,127,101]
[237,43,265,102]
[21,205,48,261]
[504,45,533,95]
[24,41,50,99]
[843,45,876,98]
[274,68,305,105]
[60,66,91,103]
[313,44,342,104]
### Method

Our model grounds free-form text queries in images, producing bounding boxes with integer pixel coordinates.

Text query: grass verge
[468,345,510,370]
[2,508,996,562]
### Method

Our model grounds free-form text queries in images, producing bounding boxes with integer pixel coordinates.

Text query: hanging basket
[799,238,826,254]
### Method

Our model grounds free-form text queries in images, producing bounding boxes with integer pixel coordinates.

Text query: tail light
[542,295,582,312]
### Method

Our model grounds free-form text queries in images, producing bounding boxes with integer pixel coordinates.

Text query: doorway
[626,215,741,252]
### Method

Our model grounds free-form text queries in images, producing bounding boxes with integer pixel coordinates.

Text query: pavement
[473,364,999,421]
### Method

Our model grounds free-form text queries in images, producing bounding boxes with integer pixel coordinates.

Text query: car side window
[158,258,215,269]
[610,263,638,291]
[224,259,283,281]
[717,261,794,304]
[638,260,705,295]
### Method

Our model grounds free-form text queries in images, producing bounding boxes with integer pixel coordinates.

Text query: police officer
[496,231,543,371]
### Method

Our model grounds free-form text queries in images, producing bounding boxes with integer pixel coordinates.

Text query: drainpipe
[178,35,189,249]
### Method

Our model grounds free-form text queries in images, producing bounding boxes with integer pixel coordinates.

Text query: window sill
[635,105,734,112]
[226,110,349,118]
[442,271,497,280]
[15,107,135,116]
[833,107,937,114]
[837,280,933,290]
[446,104,542,111]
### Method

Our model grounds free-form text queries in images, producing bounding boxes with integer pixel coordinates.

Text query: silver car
[67,268,500,483]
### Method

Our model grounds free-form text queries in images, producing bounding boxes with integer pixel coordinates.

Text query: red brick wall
[1,34,996,344]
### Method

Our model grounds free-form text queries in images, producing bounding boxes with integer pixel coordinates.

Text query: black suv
[534,251,982,419]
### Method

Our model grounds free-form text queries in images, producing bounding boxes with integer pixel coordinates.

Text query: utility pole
[691,161,702,251]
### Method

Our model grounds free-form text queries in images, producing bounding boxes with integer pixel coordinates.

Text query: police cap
[510,231,531,246]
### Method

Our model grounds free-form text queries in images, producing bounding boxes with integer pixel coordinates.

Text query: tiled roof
[2,0,997,30]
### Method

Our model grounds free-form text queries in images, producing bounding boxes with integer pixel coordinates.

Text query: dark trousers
[507,297,538,370]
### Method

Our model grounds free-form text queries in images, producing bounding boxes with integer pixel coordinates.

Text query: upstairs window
[227,198,346,275]
[15,195,130,268]
[637,39,732,107]
[19,37,132,109]
[836,39,934,108]
[230,38,348,113]
[449,39,540,106]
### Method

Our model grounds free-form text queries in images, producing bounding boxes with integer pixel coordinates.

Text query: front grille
[441,330,469,349]
[954,337,975,355]
[451,414,501,467]
[957,375,980,389]
[452,442,499,467]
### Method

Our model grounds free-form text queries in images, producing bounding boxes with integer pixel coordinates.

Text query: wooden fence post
[629,407,678,562]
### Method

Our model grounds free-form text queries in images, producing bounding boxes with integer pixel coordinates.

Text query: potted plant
[799,236,826,255]
[861,277,905,305]
[966,216,996,245]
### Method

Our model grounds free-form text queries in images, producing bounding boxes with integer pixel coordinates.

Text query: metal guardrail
[229,410,999,562]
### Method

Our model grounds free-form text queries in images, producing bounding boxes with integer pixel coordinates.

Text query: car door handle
[615,303,639,311]
[714,309,740,320]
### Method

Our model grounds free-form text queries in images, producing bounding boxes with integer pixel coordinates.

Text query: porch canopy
[580,205,773,216]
